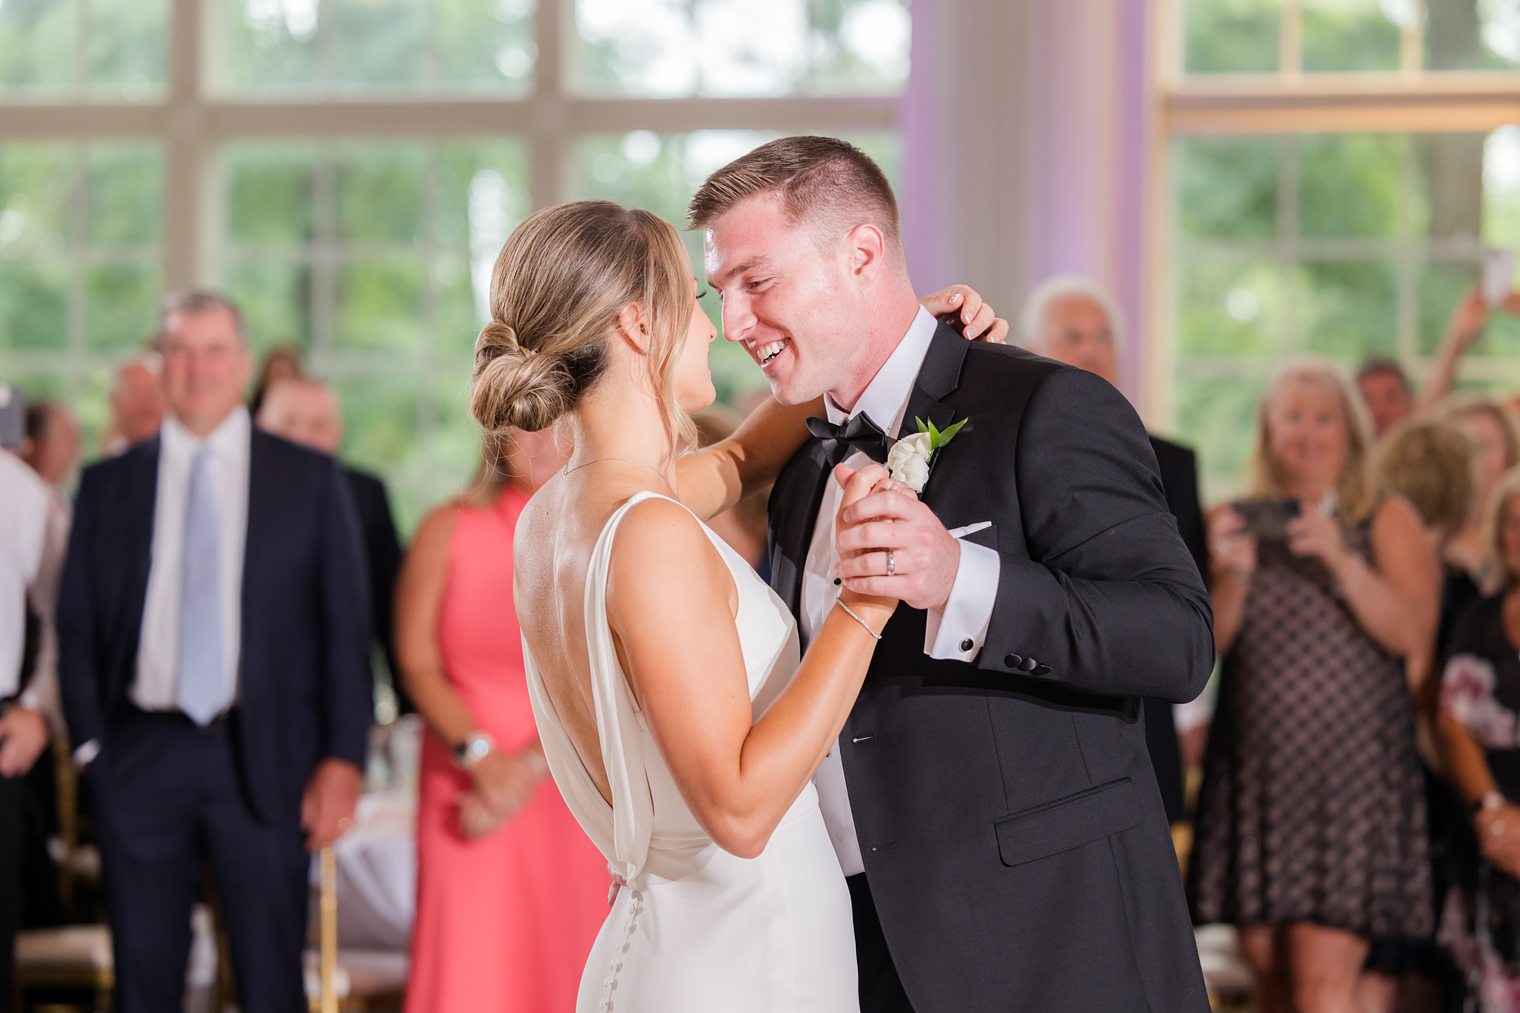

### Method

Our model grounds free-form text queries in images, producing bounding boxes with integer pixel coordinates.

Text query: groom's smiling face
[704,191,859,406]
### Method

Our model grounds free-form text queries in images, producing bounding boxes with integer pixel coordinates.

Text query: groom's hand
[835,489,959,611]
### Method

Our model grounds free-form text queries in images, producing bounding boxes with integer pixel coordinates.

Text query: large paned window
[1163,0,1520,497]
[0,0,908,528]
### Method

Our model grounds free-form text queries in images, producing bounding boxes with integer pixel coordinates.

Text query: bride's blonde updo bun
[471,321,579,433]
[469,199,696,445]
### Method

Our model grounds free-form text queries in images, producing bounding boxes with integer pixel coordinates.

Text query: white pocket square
[948,521,992,539]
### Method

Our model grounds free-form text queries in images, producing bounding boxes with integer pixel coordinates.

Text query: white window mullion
[313,159,338,359]
[1278,137,1299,360]
[67,143,89,398]
[1400,0,1425,78]
[532,0,571,207]
[164,0,206,291]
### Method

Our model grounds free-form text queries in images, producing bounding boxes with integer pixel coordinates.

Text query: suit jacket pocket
[994,777,1139,867]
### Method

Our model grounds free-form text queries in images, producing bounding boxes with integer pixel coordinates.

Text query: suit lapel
[122,439,161,655]
[243,430,274,628]
[897,324,969,501]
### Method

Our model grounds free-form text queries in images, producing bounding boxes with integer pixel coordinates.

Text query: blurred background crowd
[5,1,1520,1011]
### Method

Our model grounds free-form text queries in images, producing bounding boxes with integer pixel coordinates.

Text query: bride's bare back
[513,467,739,810]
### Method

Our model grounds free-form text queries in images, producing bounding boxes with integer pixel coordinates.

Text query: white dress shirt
[802,306,1000,875]
[133,407,251,713]
[0,449,50,702]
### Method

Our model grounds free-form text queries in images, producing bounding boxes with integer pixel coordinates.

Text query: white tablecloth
[309,789,418,951]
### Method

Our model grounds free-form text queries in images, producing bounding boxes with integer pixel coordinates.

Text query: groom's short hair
[686,135,902,251]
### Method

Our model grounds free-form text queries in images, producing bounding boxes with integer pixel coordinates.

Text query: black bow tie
[806,413,889,464]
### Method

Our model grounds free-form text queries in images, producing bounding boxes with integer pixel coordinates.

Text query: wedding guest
[1372,418,1476,553]
[102,352,168,456]
[1435,396,1520,618]
[248,345,302,417]
[58,290,372,1012]
[397,428,607,1013]
[0,412,65,1005]
[21,398,81,595]
[257,376,405,709]
[1364,416,1479,1008]
[22,400,82,493]
[1020,273,1205,823]
[17,398,77,899]
[1190,359,1439,1013]
[1356,360,1418,441]
[1357,284,1520,439]
[1435,466,1520,1010]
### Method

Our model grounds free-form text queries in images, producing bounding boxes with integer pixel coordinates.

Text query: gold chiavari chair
[305,845,408,1013]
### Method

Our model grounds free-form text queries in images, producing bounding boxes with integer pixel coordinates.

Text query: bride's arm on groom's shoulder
[607,465,896,859]
[920,284,1010,344]
[674,396,821,521]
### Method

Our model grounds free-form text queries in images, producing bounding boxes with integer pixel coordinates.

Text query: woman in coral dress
[399,430,608,1012]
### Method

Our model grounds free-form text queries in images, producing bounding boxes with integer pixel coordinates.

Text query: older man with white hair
[1022,274,1209,824]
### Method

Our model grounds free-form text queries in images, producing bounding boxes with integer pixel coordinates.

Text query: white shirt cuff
[73,740,101,768]
[1173,682,1216,733]
[924,539,999,661]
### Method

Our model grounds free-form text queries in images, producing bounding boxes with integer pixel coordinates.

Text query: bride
[470,199,998,1012]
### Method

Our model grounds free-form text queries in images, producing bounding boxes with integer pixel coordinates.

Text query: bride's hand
[832,463,903,619]
[920,284,1009,344]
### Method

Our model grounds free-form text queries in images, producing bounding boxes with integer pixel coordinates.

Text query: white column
[901,0,1155,407]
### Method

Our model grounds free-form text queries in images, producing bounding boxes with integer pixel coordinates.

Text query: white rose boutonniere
[887,416,967,495]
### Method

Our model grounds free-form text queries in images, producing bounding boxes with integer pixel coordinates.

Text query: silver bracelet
[835,599,883,640]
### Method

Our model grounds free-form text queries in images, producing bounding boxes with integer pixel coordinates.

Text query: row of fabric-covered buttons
[599,886,644,1012]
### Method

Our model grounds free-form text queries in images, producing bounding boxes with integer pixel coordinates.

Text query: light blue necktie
[176,445,224,725]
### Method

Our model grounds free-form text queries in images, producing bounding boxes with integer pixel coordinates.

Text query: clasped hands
[832,462,960,613]
[458,748,547,840]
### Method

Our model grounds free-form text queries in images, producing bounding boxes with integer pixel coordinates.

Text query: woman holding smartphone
[1188,360,1440,1013]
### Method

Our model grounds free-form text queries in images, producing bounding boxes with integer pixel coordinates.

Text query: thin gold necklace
[563,457,668,480]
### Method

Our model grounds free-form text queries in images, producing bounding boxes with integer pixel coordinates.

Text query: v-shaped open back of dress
[522,491,859,1013]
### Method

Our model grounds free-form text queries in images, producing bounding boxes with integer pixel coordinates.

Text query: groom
[691,137,1213,1012]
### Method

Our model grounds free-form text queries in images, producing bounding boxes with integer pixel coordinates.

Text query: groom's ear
[613,301,651,355]
[845,223,887,285]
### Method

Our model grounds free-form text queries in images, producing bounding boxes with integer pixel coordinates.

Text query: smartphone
[1231,498,1301,541]
[1483,247,1516,308]
[0,383,24,450]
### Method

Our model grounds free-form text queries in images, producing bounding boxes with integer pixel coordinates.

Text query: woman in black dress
[1437,467,1520,1010]
[1190,360,1441,1013]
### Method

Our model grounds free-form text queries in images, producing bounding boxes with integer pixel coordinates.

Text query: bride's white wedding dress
[524,492,859,1013]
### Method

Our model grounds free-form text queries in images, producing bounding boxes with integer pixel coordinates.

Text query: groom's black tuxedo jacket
[768,325,1214,1012]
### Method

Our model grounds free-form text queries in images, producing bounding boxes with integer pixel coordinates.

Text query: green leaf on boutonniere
[915,416,968,454]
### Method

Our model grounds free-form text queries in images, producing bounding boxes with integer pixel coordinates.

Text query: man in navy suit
[57,291,373,1012]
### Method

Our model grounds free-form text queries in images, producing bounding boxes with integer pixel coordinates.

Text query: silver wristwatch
[452,731,496,771]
